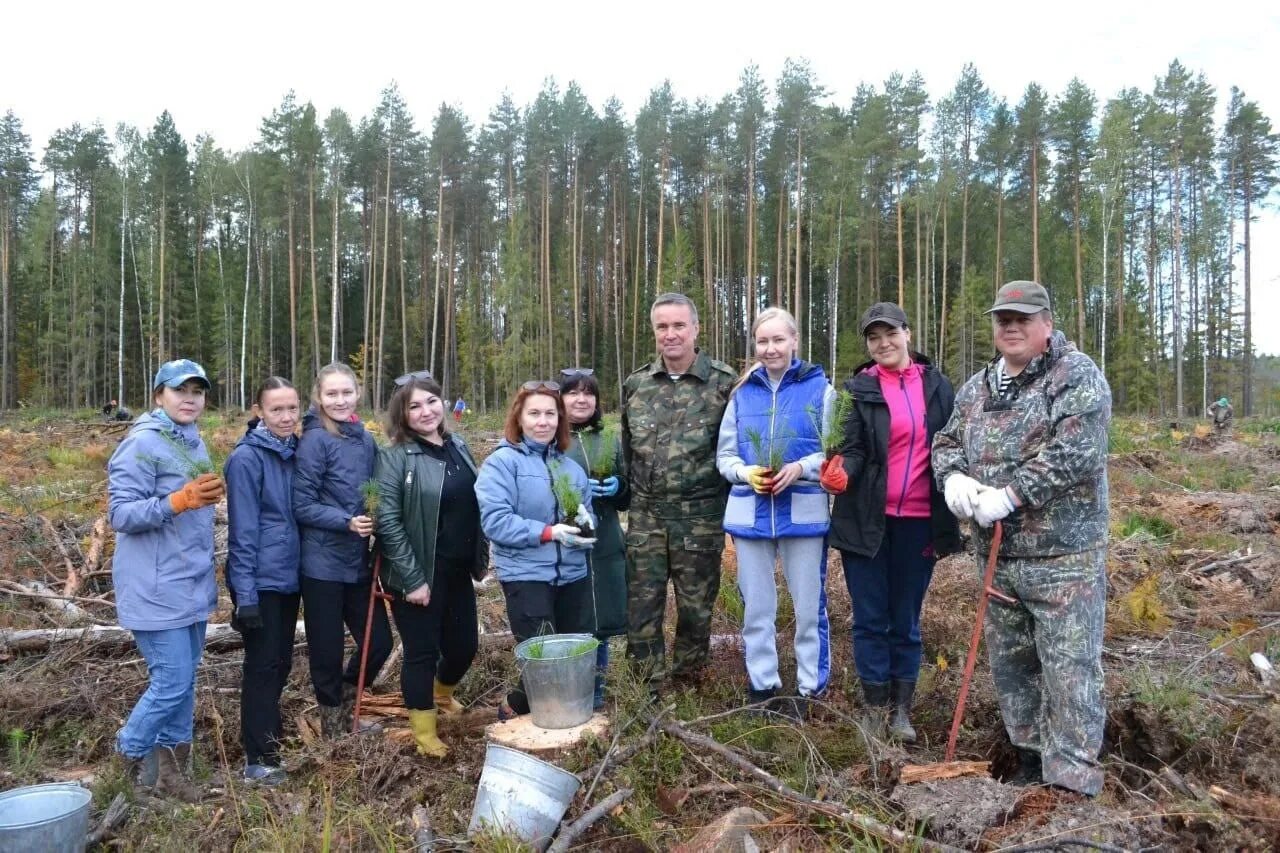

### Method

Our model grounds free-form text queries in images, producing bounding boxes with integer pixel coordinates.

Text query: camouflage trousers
[625,507,725,682]
[982,548,1106,796]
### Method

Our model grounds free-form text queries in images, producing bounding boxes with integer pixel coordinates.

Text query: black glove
[232,604,262,632]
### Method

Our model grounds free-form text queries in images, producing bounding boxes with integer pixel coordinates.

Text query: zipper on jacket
[768,381,779,538]
[542,444,564,586]
[897,373,917,516]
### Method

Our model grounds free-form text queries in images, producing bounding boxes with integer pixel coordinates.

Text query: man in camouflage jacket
[932,280,1111,797]
[622,293,737,686]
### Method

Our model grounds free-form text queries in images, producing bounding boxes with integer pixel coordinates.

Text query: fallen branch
[659,720,962,853]
[374,640,403,689]
[410,803,435,851]
[1179,617,1280,677]
[83,515,110,580]
[40,514,82,597]
[0,579,110,625]
[547,788,632,853]
[0,621,307,654]
[1191,551,1258,576]
[85,791,130,846]
[899,761,990,785]
[580,703,674,802]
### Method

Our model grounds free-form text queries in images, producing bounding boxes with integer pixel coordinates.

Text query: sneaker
[244,764,287,786]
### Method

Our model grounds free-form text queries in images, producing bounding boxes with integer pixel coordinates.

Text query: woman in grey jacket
[108,358,224,802]
[474,381,596,719]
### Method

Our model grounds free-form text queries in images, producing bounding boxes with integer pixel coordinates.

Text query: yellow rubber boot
[408,709,448,758]
[433,679,465,716]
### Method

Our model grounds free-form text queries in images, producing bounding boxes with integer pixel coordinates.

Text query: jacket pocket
[789,489,830,525]
[724,486,756,528]
[625,530,650,549]
[682,534,723,553]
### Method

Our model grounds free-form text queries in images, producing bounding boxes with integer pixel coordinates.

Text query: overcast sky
[5,0,1278,351]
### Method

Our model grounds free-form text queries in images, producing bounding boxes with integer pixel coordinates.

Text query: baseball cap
[153,359,210,390]
[859,302,909,335]
[987,281,1051,314]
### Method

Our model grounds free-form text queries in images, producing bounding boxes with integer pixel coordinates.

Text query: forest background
[2,5,1279,419]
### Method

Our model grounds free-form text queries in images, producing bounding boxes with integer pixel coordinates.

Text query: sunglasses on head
[559,367,595,379]
[522,380,561,393]
[394,370,434,387]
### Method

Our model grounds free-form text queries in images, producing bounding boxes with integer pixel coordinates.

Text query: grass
[1129,666,1226,743]
[1116,511,1177,542]
[519,636,599,660]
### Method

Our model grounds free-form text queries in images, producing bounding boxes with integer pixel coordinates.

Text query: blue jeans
[116,622,207,758]
[840,516,935,685]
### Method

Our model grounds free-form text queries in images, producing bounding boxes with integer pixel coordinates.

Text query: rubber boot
[152,745,201,803]
[341,683,382,734]
[408,709,448,758]
[434,679,465,716]
[1009,748,1043,785]
[889,679,917,744]
[319,703,347,739]
[861,681,891,739]
[116,751,156,790]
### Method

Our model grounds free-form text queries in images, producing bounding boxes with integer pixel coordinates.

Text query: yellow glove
[741,465,774,495]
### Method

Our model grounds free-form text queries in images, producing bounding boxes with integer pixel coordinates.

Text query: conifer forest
[0,58,1276,415]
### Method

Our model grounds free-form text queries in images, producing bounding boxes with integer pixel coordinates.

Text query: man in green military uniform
[933,281,1111,797]
[622,292,737,687]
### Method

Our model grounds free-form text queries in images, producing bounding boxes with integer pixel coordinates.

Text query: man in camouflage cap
[932,280,1111,796]
[622,292,737,688]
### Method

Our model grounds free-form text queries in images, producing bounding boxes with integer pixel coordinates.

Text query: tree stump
[484,713,610,758]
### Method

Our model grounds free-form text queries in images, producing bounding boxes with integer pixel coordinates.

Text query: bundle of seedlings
[551,463,595,538]
[582,425,618,481]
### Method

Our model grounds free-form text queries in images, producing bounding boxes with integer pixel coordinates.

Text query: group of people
[106,279,1112,800]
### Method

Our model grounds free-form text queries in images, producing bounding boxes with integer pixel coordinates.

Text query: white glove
[973,487,1016,528]
[549,524,596,549]
[944,473,985,518]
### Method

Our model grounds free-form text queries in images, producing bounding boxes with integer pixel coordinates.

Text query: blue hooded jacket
[107,410,218,631]
[474,437,592,585]
[292,409,378,583]
[225,425,300,605]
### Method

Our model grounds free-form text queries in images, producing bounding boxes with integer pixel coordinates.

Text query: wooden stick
[410,804,435,851]
[580,703,674,802]
[40,515,81,597]
[547,788,632,853]
[660,719,963,853]
[899,761,990,785]
[0,579,109,625]
[84,515,109,578]
[85,791,130,846]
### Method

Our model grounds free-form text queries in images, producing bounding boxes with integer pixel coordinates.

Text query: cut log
[899,761,991,785]
[84,515,110,579]
[485,713,610,757]
[40,514,81,597]
[0,621,306,653]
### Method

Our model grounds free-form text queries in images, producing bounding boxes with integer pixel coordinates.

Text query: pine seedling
[549,463,583,519]
[745,426,769,470]
[809,389,855,459]
[148,431,217,479]
[360,479,381,518]
[584,426,618,480]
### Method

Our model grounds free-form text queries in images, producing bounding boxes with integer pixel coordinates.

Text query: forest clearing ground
[1,410,1279,850]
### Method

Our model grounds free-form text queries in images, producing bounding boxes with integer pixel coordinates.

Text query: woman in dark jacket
[822,302,960,743]
[292,362,391,738]
[375,372,486,758]
[560,367,629,709]
[225,377,300,785]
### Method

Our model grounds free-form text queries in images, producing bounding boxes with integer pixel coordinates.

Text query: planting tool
[353,551,393,734]
[944,519,1016,762]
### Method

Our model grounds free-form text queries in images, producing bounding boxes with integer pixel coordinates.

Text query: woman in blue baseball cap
[107,358,224,801]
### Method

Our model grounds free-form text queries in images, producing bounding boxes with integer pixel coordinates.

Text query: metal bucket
[515,633,599,729]
[0,782,92,853]
[468,744,581,850]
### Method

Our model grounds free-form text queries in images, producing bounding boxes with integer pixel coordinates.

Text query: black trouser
[234,590,300,766]
[301,575,392,708]
[500,576,595,714]
[389,557,479,711]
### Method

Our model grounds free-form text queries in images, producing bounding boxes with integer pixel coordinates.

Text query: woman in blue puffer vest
[474,380,596,720]
[292,362,391,737]
[108,358,223,802]
[717,307,835,718]
[224,376,301,785]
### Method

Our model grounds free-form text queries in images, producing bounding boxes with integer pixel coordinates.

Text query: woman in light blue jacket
[108,359,223,802]
[474,380,596,719]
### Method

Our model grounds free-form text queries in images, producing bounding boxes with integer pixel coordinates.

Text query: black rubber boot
[861,681,891,738]
[889,679,917,743]
[1009,748,1044,785]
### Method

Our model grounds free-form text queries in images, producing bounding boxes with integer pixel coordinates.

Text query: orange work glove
[819,455,849,495]
[742,465,774,495]
[169,472,225,514]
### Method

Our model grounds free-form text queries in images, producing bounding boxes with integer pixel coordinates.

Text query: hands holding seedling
[348,514,375,537]
[742,465,773,495]
[589,476,620,498]
[768,462,804,494]
[549,524,595,549]
[819,455,848,494]
[168,472,225,514]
